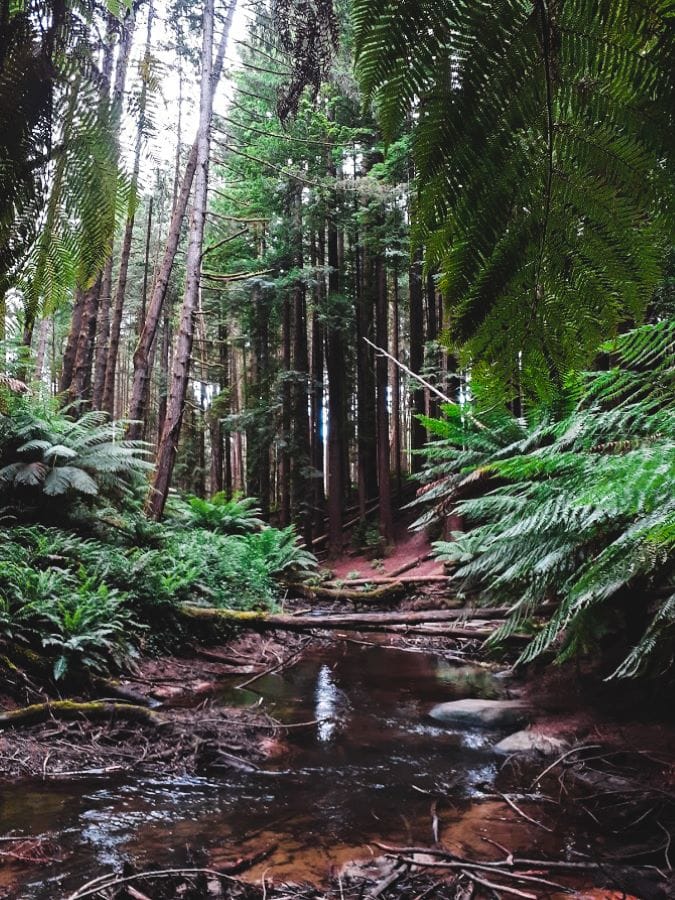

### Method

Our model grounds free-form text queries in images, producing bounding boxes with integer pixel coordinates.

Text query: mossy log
[0,700,166,730]
[179,604,517,636]
[287,581,406,602]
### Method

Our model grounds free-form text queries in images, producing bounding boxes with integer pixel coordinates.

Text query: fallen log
[179,604,520,638]
[324,574,450,588]
[0,700,166,730]
[287,581,406,602]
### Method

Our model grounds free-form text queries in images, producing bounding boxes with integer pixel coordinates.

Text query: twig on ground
[530,743,601,788]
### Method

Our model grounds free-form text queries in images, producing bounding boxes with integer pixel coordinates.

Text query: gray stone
[494,729,568,756]
[429,698,531,728]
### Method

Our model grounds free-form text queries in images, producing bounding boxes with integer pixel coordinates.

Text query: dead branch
[0,701,166,730]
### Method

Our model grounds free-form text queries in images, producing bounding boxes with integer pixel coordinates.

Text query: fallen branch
[66,867,236,900]
[0,700,166,730]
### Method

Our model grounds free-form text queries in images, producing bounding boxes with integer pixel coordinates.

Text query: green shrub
[174,493,264,534]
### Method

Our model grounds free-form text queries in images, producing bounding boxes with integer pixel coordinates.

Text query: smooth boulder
[494,729,568,755]
[429,698,530,728]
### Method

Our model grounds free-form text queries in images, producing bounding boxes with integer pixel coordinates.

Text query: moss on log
[0,700,166,730]
[287,581,406,602]
[178,604,517,637]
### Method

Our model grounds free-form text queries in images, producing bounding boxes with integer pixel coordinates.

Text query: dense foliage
[0,391,317,681]
[354,0,673,395]
[415,322,675,678]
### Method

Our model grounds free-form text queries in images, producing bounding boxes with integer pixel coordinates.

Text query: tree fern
[0,394,152,518]
[354,0,674,393]
[1,1,125,339]
[416,321,675,677]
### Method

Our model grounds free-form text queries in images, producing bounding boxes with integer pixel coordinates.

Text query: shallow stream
[1,640,562,898]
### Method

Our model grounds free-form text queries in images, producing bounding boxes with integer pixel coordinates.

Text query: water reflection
[315,664,340,741]
[6,644,509,898]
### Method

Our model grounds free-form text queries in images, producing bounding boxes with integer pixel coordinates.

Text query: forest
[0,0,673,898]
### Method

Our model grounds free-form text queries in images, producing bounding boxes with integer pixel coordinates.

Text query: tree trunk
[91,10,136,409]
[356,245,377,518]
[309,229,325,535]
[34,315,51,382]
[279,273,292,526]
[101,0,154,417]
[60,287,85,393]
[325,196,345,556]
[67,276,102,406]
[376,255,393,542]
[127,15,233,440]
[179,604,519,637]
[290,184,311,543]
[391,260,402,495]
[409,248,426,470]
[148,0,230,519]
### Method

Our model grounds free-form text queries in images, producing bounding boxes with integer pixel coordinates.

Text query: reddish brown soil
[325,522,445,581]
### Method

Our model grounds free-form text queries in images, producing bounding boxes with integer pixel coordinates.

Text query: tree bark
[60,287,85,393]
[279,269,292,526]
[309,229,326,535]
[290,184,311,542]
[101,0,154,417]
[148,0,233,519]
[91,9,136,409]
[67,276,102,406]
[391,260,402,494]
[376,255,393,542]
[356,245,377,518]
[409,247,426,470]
[325,199,345,556]
[127,16,234,439]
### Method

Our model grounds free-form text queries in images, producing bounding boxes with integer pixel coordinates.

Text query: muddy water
[2,641,540,898]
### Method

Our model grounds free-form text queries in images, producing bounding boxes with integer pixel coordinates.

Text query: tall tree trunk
[34,316,51,382]
[60,287,85,393]
[279,277,292,526]
[356,245,377,519]
[375,256,393,542]
[67,276,102,406]
[309,229,326,535]
[391,260,402,495]
[91,10,136,408]
[247,282,271,516]
[409,248,426,471]
[140,196,153,331]
[101,0,154,417]
[290,184,311,543]
[325,192,345,556]
[148,0,230,519]
[156,301,171,440]
[127,15,233,439]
